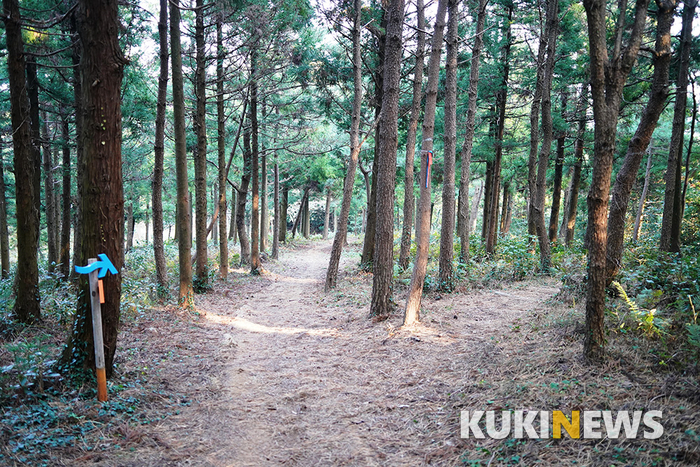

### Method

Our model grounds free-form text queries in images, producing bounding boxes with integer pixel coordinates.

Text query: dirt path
[98,239,559,466]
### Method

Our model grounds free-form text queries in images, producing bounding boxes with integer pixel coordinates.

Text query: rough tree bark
[62,0,127,377]
[261,153,268,253]
[325,0,364,291]
[582,0,650,360]
[527,0,549,240]
[26,58,42,242]
[606,0,676,281]
[564,85,588,246]
[533,0,559,273]
[250,49,262,274]
[369,0,406,319]
[70,14,84,280]
[42,114,58,271]
[237,125,252,265]
[60,109,72,279]
[659,0,694,252]
[217,13,228,278]
[457,0,488,264]
[171,0,193,306]
[633,147,654,242]
[360,8,387,269]
[0,148,9,278]
[152,0,168,295]
[485,2,513,255]
[194,0,209,287]
[549,91,567,243]
[404,0,448,326]
[3,0,40,322]
[438,0,460,291]
[323,185,331,239]
[272,159,280,259]
[398,0,426,271]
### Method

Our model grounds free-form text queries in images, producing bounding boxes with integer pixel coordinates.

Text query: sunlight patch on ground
[202,311,341,337]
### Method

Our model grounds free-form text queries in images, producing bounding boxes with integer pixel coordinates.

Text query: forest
[1,0,699,464]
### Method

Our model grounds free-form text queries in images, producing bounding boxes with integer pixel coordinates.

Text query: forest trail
[102,239,560,467]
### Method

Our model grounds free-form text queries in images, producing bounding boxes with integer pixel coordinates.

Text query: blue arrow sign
[75,254,118,278]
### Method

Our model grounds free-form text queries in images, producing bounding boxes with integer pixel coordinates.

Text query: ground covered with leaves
[0,236,698,466]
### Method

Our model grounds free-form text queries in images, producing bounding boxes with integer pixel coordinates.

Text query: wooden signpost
[75,254,117,402]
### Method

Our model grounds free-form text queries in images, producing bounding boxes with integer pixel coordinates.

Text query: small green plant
[611,281,666,337]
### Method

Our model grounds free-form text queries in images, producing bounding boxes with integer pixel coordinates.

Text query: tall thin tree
[325,0,364,291]
[404,0,448,326]
[398,0,426,271]
[3,0,41,323]
[659,0,695,252]
[152,0,169,296]
[369,0,406,319]
[457,0,489,264]
[194,0,209,286]
[606,0,677,281]
[582,0,650,360]
[62,0,127,376]
[171,0,194,306]
[217,13,228,278]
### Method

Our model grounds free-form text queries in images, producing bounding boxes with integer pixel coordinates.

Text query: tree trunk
[361,155,378,268]
[260,153,268,253]
[26,58,42,243]
[564,86,588,246]
[527,1,549,241]
[43,114,58,271]
[194,0,209,286]
[500,182,510,234]
[237,125,252,265]
[370,0,405,319]
[250,50,262,274]
[272,160,280,259]
[471,179,483,232]
[3,0,40,322]
[325,0,364,290]
[71,15,84,280]
[62,0,126,377]
[60,109,71,279]
[398,0,426,271]
[549,91,568,243]
[438,0,459,290]
[533,0,559,273]
[0,148,9,278]
[607,0,676,281]
[582,0,650,360]
[304,196,311,238]
[170,0,193,306]
[404,0,447,326]
[229,185,237,242]
[217,14,228,278]
[632,147,654,242]
[457,0,487,264]
[291,187,309,238]
[280,185,288,243]
[152,0,168,294]
[482,157,493,240]
[680,79,696,220]
[660,0,694,252]
[485,2,513,256]
[360,8,387,270]
[126,203,135,252]
[323,186,331,239]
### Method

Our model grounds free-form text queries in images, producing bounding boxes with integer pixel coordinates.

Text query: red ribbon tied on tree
[425,150,433,188]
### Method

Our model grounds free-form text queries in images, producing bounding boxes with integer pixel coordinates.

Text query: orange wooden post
[87,258,108,402]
